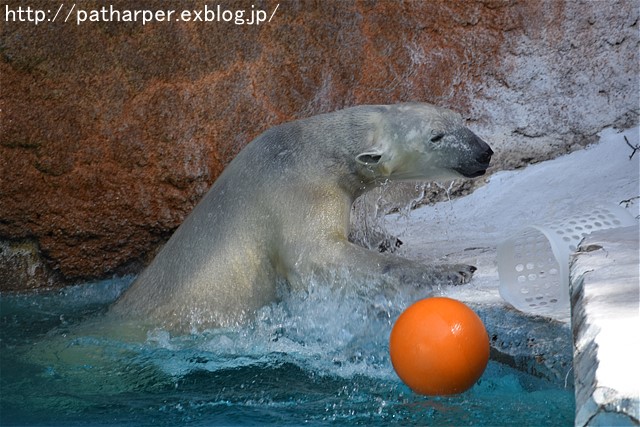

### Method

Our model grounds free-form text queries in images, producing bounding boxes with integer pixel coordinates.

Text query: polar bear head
[355,103,493,183]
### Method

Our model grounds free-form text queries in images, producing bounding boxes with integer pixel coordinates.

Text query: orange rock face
[1,0,637,289]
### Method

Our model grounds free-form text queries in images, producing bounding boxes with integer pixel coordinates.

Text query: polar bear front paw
[438,264,477,285]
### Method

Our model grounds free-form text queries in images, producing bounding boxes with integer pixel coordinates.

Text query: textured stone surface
[0,239,61,290]
[571,226,640,426]
[1,0,638,288]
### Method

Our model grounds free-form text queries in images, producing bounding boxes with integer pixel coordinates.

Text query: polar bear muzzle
[450,129,493,178]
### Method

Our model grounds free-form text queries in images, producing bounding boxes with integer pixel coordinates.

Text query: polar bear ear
[356,151,383,166]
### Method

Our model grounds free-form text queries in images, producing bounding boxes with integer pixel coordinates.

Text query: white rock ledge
[570,225,640,426]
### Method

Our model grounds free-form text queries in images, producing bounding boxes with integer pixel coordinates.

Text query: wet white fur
[111,104,485,331]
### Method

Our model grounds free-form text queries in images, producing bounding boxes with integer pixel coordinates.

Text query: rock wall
[1,0,638,290]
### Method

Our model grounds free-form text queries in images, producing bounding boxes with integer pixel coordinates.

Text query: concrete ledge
[570,225,639,426]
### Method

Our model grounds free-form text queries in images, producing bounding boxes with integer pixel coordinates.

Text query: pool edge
[570,225,640,426]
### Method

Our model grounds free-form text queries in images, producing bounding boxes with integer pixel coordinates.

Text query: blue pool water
[0,277,574,426]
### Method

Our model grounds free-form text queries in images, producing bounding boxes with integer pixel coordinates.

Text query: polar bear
[111,103,493,331]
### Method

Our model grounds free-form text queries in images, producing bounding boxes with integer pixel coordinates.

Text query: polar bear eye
[430,133,445,143]
[356,153,383,165]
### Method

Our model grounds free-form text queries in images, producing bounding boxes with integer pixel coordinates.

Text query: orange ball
[389,297,489,395]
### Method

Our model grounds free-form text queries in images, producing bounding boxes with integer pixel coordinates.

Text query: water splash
[143,275,426,381]
[0,276,574,426]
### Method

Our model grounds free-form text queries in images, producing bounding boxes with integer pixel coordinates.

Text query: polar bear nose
[453,134,493,178]
[478,146,493,164]
[474,136,493,164]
